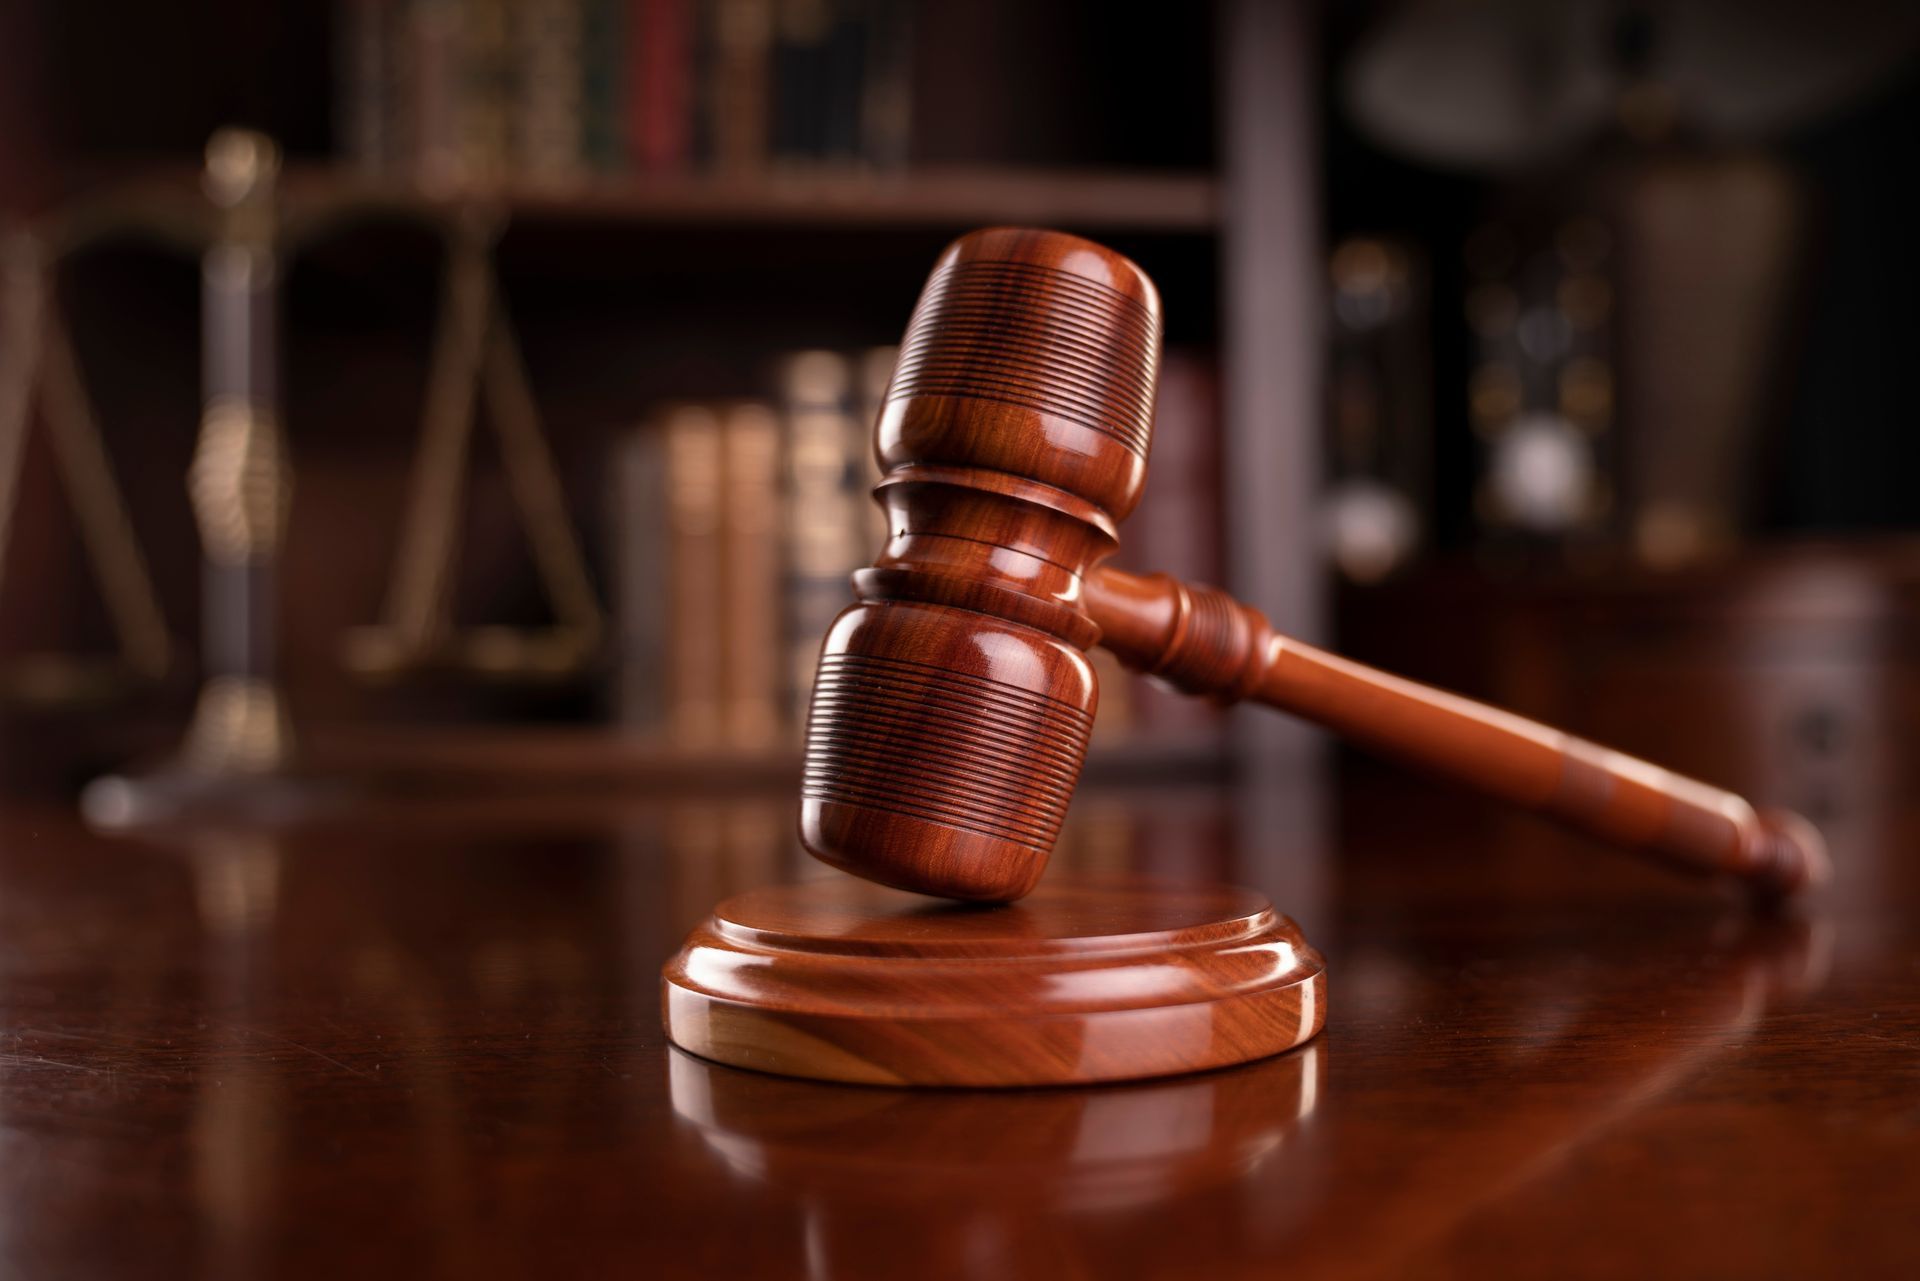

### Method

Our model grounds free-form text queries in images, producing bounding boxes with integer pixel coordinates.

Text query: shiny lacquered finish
[1084,566,1830,897]
[0,771,1915,1278]
[878,227,1160,519]
[661,874,1325,1086]
[799,225,1822,902]
[800,227,1161,899]
[800,600,1097,902]
[667,1039,1323,1227]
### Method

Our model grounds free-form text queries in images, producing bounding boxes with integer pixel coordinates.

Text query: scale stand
[0,229,171,708]
[343,206,603,687]
[82,130,324,830]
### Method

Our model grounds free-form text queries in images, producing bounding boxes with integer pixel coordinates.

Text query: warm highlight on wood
[798,227,1156,901]
[1084,566,1829,897]
[799,225,1825,902]
[661,874,1326,1087]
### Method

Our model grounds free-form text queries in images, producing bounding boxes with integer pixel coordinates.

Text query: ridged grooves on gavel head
[799,601,1098,902]
[805,652,1093,851]
[801,229,1160,903]
[878,227,1162,522]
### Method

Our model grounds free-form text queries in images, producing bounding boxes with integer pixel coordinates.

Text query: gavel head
[799,227,1161,901]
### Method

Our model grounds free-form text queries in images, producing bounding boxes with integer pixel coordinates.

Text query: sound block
[661,874,1326,1087]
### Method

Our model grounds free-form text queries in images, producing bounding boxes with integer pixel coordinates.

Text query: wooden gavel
[799,227,1827,903]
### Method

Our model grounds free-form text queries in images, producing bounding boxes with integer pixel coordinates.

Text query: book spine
[781,351,864,730]
[771,0,830,162]
[515,0,586,179]
[580,0,628,172]
[859,0,912,168]
[336,0,393,173]
[459,0,514,184]
[664,405,725,746]
[1128,349,1226,742]
[410,0,465,185]
[818,0,865,164]
[719,401,783,748]
[706,0,773,172]
[629,0,693,172]
[383,0,418,175]
[612,422,670,733]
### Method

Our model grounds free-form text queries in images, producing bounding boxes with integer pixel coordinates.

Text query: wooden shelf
[46,163,1221,253]
[367,166,1221,233]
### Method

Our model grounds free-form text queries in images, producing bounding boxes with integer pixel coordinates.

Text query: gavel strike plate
[662,874,1326,1087]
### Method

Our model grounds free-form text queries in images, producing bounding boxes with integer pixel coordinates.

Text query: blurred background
[0,0,1914,850]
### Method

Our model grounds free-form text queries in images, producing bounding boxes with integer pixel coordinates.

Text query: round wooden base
[661,874,1326,1087]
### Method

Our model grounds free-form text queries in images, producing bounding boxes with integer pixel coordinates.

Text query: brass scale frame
[0,132,604,771]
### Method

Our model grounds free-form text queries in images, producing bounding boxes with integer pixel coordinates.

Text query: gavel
[799,227,1827,904]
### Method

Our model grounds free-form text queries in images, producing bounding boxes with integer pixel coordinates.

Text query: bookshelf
[0,0,1323,795]
[287,165,1221,232]
[45,163,1220,251]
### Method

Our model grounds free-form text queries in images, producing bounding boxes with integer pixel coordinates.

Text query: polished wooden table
[0,761,1913,1279]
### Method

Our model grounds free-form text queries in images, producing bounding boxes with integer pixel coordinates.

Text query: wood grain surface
[798,227,1160,901]
[0,766,1915,1278]
[661,874,1325,1085]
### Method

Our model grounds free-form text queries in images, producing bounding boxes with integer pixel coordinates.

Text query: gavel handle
[1084,566,1828,896]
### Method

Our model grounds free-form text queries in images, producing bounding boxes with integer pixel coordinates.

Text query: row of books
[610,348,1227,752]
[612,347,888,750]
[335,0,915,185]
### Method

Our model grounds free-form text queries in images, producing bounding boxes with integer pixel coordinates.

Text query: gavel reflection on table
[663,228,1826,1088]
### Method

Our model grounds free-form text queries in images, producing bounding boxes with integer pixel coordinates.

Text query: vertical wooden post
[1220,0,1329,916]
[1220,0,1326,664]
